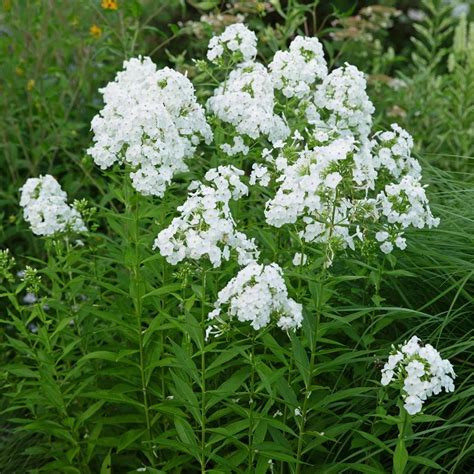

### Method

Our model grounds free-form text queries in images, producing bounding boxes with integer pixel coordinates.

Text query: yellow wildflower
[90,24,102,38]
[27,79,35,91]
[15,67,24,76]
[101,0,118,10]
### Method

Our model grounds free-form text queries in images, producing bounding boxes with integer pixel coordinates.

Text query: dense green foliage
[1,1,473,473]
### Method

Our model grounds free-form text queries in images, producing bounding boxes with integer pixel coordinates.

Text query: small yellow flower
[101,0,118,10]
[90,24,102,38]
[15,67,24,76]
[27,79,35,91]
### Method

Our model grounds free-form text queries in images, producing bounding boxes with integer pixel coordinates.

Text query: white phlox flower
[20,175,86,236]
[208,262,302,331]
[207,23,257,63]
[307,63,375,139]
[154,165,259,268]
[380,336,456,415]
[207,61,290,148]
[269,36,328,99]
[88,57,212,197]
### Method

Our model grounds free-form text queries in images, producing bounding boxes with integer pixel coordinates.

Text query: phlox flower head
[207,23,257,63]
[307,63,374,139]
[208,262,303,332]
[88,57,212,197]
[380,336,455,415]
[20,175,86,236]
[154,165,259,268]
[207,61,289,152]
[269,36,328,99]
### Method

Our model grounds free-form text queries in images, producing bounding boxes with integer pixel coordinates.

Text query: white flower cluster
[207,23,257,63]
[308,63,375,139]
[265,137,359,258]
[20,175,86,236]
[249,163,270,186]
[207,61,289,152]
[381,336,455,415]
[88,57,212,197]
[255,30,437,262]
[372,124,421,180]
[269,36,327,98]
[153,165,259,268]
[375,175,440,253]
[208,262,303,331]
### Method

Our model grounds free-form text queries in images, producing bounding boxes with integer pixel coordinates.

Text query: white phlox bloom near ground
[207,61,290,153]
[207,23,257,63]
[154,165,259,268]
[381,336,455,415]
[20,175,86,236]
[88,57,212,197]
[269,36,328,99]
[208,262,303,331]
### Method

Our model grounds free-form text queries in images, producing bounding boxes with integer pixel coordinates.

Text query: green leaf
[100,450,112,474]
[393,439,408,474]
[117,428,147,452]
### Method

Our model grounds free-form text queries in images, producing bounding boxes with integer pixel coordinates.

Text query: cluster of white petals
[208,262,303,331]
[20,175,86,236]
[88,57,212,197]
[207,61,289,151]
[259,33,437,263]
[381,336,455,415]
[207,23,257,63]
[270,36,327,98]
[307,63,375,139]
[153,165,259,268]
[372,124,421,180]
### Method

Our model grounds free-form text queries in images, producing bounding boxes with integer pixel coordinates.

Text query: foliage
[1,1,473,473]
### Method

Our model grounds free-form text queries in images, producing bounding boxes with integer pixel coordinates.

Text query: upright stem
[129,194,154,465]
[248,334,256,471]
[200,269,207,473]
[295,194,337,473]
[295,276,323,474]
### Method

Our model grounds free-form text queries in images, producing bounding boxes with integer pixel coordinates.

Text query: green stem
[295,194,337,473]
[129,194,154,465]
[295,276,323,474]
[248,334,256,471]
[200,269,208,474]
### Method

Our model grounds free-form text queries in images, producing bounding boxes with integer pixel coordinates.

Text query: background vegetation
[1,0,473,472]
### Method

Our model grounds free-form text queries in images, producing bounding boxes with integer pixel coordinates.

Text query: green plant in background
[1,1,473,473]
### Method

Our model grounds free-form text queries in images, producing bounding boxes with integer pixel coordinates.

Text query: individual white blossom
[249,163,270,186]
[207,61,290,146]
[88,57,212,197]
[220,136,249,156]
[269,36,328,99]
[154,166,259,268]
[292,252,308,266]
[207,23,257,63]
[208,262,302,331]
[381,336,456,415]
[20,175,86,236]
